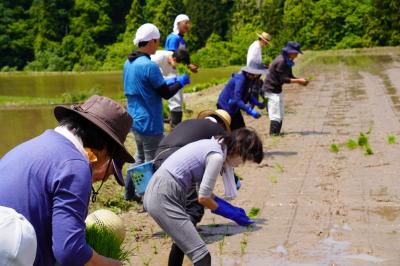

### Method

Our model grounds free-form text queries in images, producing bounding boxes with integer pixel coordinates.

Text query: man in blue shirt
[0,95,134,266]
[164,14,198,128]
[165,14,189,51]
[123,23,190,201]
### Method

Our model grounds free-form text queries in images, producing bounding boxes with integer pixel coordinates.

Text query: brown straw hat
[54,95,135,165]
[197,109,231,133]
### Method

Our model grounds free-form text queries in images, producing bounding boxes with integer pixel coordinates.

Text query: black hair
[172,48,190,65]
[59,113,117,155]
[219,127,264,164]
[138,41,149,48]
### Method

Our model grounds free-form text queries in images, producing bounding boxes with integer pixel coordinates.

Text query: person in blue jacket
[217,65,267,130]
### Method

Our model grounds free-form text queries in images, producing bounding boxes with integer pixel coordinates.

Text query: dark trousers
[217,104,245,131]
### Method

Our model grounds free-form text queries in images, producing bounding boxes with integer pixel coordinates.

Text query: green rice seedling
[364,144,373,155]
[268,175,278,184]
[387,135,397,144]
[366,126,373,135]
[141,257,151,266]
[346,139,358,149]
[358,133,368,147]
[161,231,169,239]
[208,217,218,227]
[85,224,129,262]
[275,163,285,173]
[247,207,260,219]
[235,173,243,181]
[240,234,248,255]
[176,63,191,77]
[218,235,226,255]
[307,75,315,81]
[152,242,159,255]
[329,144,339,153]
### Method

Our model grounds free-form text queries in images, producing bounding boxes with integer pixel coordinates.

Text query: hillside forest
[1,0,399,71]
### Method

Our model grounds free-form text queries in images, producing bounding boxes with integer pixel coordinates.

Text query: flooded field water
[0,66,239,156]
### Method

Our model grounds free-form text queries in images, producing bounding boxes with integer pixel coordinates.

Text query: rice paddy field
[2,47,400,265]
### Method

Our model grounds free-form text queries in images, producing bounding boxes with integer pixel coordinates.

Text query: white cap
[204,116,218,124]
[133,23,160,46]
[173,14,190,34]
[0,206,37,266]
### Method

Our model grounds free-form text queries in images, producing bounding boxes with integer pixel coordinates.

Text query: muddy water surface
[0,67,239,156]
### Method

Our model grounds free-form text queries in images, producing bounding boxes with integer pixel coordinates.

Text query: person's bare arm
[290,78,309,86]
[198,153,224,210]
[85,250,123,266]
[198,195,218,210]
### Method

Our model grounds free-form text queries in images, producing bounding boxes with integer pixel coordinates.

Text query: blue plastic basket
[127,161,155,196]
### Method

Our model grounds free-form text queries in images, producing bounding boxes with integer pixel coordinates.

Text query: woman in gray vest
[143,128,263,266]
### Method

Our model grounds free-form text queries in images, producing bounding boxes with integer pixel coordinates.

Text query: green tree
[0,1,34,69]
[283,0,370,50]
[108,0,133,41]
[70,0,113,46]
[153,0,184,44]
[124,0,145,41]
[365,0,400,46]
[186,0,233,51]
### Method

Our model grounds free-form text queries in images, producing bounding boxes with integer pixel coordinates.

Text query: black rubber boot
[269,120,281,136]
[278,121,283,135]
[170,111,183,129]
[168,243,184,266]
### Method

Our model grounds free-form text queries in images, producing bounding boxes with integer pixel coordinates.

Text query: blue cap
[282,41,302,54]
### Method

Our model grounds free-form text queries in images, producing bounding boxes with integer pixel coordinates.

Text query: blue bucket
[127,161,154,196]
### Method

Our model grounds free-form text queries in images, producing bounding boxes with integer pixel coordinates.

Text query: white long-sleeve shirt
[246,40,262,67]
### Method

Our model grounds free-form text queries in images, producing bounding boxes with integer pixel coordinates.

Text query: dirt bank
[120,47,400,265]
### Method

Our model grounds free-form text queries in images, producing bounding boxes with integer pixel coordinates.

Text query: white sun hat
[133,23,160,46]
[173,14,190,34]
[0,206,37,266]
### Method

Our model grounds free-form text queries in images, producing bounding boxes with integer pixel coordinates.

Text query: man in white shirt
[246,32,271,104]
[246,32,271,68]
[151,48,191,128]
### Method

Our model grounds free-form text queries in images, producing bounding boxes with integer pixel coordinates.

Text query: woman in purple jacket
[0,96,133,266]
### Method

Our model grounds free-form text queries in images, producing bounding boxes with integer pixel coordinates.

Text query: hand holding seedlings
[300,78,309,86]
[188,63,199,73]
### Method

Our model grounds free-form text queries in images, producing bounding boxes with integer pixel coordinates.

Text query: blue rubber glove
[212,196,254,226]
[176,74,190,87]
[234,208,254,226]
[257,102,266,109]
[245,106,261,119]
[250,97,265,109]
[165,77,177,86]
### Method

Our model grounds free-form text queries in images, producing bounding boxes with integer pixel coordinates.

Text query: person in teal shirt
[123,23,190,201]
